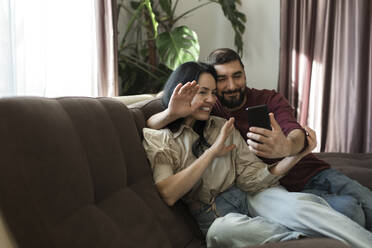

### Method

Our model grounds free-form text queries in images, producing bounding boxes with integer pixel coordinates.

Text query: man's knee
[292,193,366,227]
[325,195,366,227]
[206,213,267,248]
[206,213,300,248]
[206,213,240,247]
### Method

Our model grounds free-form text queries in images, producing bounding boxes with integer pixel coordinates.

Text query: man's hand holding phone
[247,112,293,159]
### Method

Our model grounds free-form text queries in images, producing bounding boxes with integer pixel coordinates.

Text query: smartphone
[246,104,271,130]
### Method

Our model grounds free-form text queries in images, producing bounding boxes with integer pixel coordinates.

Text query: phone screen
[246,104,271,130]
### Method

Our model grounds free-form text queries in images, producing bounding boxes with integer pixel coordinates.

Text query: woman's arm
[236,126,317,193]
[147,81,200,129]
[269,126,316,175]
[155,148,216,206]
[155,118,236,206]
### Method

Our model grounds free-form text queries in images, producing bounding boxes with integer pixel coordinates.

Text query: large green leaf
[156,26,200,70]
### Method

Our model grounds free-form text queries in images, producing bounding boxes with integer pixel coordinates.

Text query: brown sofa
[0,96,370,248]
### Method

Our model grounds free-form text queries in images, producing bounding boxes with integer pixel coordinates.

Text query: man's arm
[236,125,315,193]
[147,81,200,129]
[246,113,306,158]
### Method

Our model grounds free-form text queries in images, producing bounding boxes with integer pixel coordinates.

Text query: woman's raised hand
[208,118,236,157]
[167,81,201,119]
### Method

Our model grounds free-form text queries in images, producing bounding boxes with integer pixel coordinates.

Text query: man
[147,48,372,232]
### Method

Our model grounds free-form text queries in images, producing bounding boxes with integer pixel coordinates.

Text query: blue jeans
[246,186,372,248]
[302,168,372,230]
[189,186,305,248]
[189,186,248,235]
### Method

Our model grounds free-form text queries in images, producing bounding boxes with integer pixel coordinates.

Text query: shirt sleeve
[142,128,178,183]
[232,128,282,193]
[266,91,305,136]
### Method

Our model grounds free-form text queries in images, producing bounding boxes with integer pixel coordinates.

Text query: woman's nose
[206,93,216,103]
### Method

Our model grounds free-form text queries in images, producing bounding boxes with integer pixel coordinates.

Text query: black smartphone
[246,104,272,130]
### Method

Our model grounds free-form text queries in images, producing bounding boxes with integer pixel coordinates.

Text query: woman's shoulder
[143,127,170,134]
[209,116,242,142]
[143,128,172,147]
[210,115,228,127]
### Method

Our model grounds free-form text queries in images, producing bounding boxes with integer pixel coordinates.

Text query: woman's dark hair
[161,61,217,158]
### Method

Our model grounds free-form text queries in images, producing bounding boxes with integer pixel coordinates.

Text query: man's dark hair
[161,61,217,158]
[207,48,244,68]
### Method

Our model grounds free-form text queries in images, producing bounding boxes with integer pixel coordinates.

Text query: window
[0,0,99,97]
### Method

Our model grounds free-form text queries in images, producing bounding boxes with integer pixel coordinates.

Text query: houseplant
[118,0,246,95]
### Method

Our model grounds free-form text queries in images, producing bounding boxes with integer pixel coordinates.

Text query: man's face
[214,60,247,110]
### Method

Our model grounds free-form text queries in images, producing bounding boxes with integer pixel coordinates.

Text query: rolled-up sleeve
[267,91,304,136]
[142,128,177,183]
[232,128,282,194]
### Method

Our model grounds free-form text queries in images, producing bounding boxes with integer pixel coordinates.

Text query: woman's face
[185,72,217,125]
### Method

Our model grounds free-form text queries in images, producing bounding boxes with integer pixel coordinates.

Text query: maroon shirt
[212,88,330,191]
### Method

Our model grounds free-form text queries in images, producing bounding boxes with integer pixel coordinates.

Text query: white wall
[118,0,280,90]
[175,0,280,90]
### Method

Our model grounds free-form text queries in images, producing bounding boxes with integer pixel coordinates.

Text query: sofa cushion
[0,97,202,248]
[315,152,372,190]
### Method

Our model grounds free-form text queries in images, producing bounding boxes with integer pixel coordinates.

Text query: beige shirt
[142,116,281,205]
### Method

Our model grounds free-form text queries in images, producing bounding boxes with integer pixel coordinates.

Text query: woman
[142,62,372,248]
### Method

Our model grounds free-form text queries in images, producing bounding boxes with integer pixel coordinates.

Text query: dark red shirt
[212,88,330,191]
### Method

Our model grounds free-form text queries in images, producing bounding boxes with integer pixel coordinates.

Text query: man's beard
[217,88,245,109]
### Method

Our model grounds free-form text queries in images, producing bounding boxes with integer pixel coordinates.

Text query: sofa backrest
[128,97,165,135]
[0,97,201,248]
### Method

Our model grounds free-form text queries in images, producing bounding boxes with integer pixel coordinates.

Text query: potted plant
[118,0,246,95]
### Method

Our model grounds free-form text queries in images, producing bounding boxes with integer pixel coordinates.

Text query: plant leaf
[122,1,146,44]
[159,0,172,17]
[156,26,200,70]
[215,0,246,56]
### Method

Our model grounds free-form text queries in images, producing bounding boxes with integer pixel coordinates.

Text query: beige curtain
[279,0,372,153]
[95,0,119,97]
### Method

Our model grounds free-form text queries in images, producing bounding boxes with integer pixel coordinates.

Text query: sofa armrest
[314,152,372,190]
[113,94,156,105]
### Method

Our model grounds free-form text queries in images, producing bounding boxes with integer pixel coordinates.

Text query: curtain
[95,0,118,97]
[0,0,118,97]
[279,0,372,153]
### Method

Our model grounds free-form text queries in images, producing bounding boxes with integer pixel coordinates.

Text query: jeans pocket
[218,186,246,212]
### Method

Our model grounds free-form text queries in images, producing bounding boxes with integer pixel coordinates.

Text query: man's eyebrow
[200,86,212,90]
